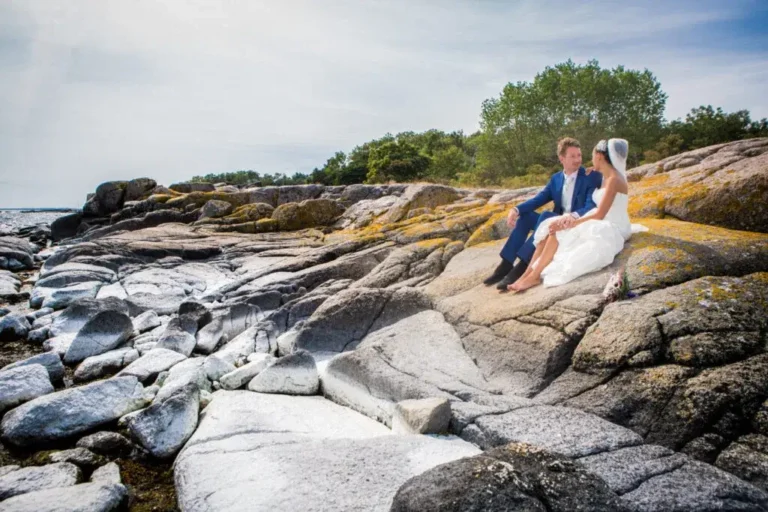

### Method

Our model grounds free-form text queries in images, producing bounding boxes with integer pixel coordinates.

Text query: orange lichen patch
[165,191,252,210]
[628,218,767,246]
[466,210,510,247]
[215,218,278,234]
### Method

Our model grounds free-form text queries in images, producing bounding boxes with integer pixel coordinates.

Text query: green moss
[118,458,177,512]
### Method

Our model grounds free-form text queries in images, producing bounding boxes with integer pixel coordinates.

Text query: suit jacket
[515,167,602,218]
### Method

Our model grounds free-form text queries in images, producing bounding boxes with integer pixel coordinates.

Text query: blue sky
[1,0,767,208]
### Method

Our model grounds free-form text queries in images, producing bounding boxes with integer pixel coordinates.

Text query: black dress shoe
[496,261,529,291]
[483,259,514,286]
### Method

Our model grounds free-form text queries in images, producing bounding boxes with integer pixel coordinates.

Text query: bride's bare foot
[510,275,541,292]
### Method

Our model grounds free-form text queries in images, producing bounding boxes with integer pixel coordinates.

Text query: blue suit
[500,167,603,265]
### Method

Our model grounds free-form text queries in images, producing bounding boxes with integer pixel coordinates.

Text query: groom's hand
[506,208,519,228]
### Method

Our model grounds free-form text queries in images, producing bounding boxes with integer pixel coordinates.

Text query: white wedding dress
[532,186,638,288]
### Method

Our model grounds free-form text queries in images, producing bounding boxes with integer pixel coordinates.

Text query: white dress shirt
[562,171,578,216]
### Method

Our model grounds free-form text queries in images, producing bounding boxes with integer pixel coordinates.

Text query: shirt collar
[563,171,577,182]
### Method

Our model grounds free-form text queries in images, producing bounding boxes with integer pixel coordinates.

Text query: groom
[484,137,603,290]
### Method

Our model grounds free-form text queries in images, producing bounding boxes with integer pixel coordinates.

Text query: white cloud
[0,0,765,207]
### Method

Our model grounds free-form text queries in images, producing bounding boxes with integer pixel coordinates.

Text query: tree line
[192,60,768,188]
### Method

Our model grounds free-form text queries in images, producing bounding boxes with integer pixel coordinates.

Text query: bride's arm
[571,179,619,227]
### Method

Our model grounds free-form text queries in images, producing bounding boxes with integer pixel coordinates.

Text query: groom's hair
[557,137,581,157]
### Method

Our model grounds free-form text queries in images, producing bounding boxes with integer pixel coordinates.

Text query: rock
[247,350,318,395]
[169,182,215,193]
[0,314,30,341]
[90,462,121,485]
[390,442,626,512]
[77,431,135,458]
[214,327,257,366]
[628,139,768,232]
[155,318,197,356]
[464,405,643,457]
[203,355,235,382]
[0,463,81,501]
[174,391,479,511]
[200,199,234,219]
[63,310,134,364]
[0,482,128,512]
[220,354,275,390]
[276,184,325,205]
[0,466,20,478]
[35,266,115,289]
[26,326,49,344]
[272,198,345,231]
[383,184,460,223]
[50,212,84,242]
[38,281,104,310]
[0,376,146,447]
[131,310,161,334]
[716,435,768,492]
[0,237,34,270]
[0,365,54,414]
[73,348,140,383]
[195,304,261,354]
[621,459,768,511]
[117,348,187,382]
[1,353,65,384]
[154,357,209,402]
[127,383,199,459]
[49,297,129,337]
[392,398,451,435]
[48,448,105,469]
[124,178,157,202]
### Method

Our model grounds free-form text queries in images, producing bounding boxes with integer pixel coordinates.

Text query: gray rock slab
[132,310,161,334]
[174,390,478,512]
[203,355,235,382]
[0,462,80,500]
[392,398,451,435]
[48,448,105,469]
[0,365,54,414]
[0,482,128,512]
[49,297,129,337]
[621,460,768,511]
[247,349,318,395]
[466,405,643,457]
[154,357,209,402]
[90,462,121,485]
[578,444,686,495]
[214,326,256,366]
[116,348,187,382]
[0,376,146,447]
[74,348,140,383]
[0,314,30,342]
[127,383,199,459]
[39,281,104,310]
[220,354,275,390]
[76,431,135,458]
[63,310,134,364]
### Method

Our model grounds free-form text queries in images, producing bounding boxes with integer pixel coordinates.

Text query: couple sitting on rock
[484,137,643,293]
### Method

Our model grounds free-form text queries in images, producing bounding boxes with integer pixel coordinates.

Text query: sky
[1,0,767,208]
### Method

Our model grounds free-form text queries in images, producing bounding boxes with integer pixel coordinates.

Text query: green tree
[479,60,667,180]
[366,139,430,183]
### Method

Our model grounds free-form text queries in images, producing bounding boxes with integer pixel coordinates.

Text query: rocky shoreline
[0,138,767,511]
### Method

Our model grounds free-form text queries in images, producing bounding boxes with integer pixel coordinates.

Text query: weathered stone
[0,463,81,501]
[1,353,65,384]
[132,310,161,334]
[272,198,345,231]
[125,177,157,202]
[117,348,187,382]
[63,310,134,364]
[48,447,106,469]
[73,348,140,382]
[200,199,234,219]
[0,314,30,342]
[90,462,122,485]
[247,350,318,395]
[390,442,626,512]
[0,365,54,414]
[203,355,235,382]
[220,354,275,390]
[76,431,135,458]
[0,482,128,512]
[127,383,199,459]
[0,376,146,447]
[154,357,209,401]
[392,398,451,435]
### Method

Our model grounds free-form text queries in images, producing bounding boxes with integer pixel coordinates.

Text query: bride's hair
[594,139,612,166]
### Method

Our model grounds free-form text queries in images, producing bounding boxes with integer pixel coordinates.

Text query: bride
[508,138,635,291]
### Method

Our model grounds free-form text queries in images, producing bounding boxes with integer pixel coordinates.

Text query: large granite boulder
[383,184,461,223]
[272,198,346,231]
[627,138,768,232]
[390,442,626,512]
[0,376,146,447]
